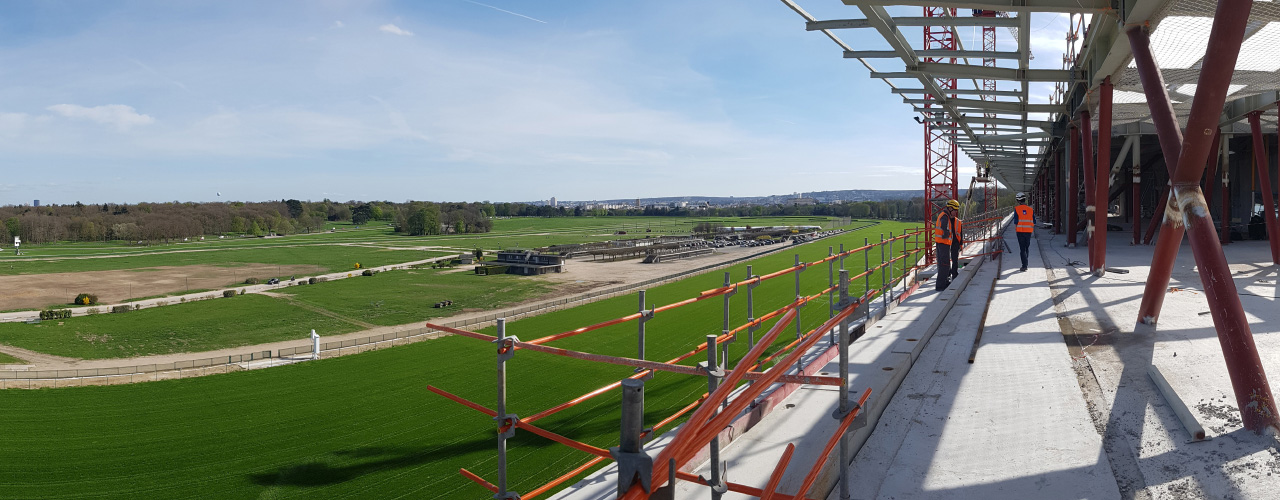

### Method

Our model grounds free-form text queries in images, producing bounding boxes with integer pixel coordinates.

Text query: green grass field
[279,268,554,326]
[0,220,924,499]
[0,245,441,276]
[0,216,857,276]
[0,295,365,359]
[0,351,22,364]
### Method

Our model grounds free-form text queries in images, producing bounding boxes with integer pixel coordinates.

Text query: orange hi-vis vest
[933,212,953,245]
[1015,204,1034,233]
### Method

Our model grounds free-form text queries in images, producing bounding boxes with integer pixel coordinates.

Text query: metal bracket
[494,492,520,500]
[831,396,872,431]
[723,286,738,299]
[610,447,653,497]
[697,360,725,379]
[494,413,519,439]
[640,308,655,320]
[495,335,521,362]
[698,461,729,495]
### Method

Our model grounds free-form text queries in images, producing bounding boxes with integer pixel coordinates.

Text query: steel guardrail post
[493,318,520,500]
[611,378,652,496]
[699,334,728,499]
[834,268,852,500]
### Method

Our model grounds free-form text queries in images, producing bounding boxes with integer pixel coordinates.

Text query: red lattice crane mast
[922,7,958,263]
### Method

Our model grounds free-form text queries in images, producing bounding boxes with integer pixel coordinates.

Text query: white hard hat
[1015,192,1027,200]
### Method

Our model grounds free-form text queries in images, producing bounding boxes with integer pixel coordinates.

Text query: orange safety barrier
[425,323,843,387]
[522,282,840,424]
[433,229,934,499]
[760,443,797,500]
[460,468,499,493]
[632,305,860,499]
[520,231,925,347]
[429,385,612,459]
[791,388,873,499]
[522,395,706,500]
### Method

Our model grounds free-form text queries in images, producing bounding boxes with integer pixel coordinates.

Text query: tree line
[491,199,931,220]
[0,200,495,244]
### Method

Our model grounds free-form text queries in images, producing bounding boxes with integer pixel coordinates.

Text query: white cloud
[46,104,154,131]
[332,21,344,29]
[378,24,413,36]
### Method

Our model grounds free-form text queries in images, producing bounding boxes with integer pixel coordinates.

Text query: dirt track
[0,264,322,311]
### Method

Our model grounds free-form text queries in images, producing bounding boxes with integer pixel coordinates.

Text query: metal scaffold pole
[494,318,519,500]
[835,268,852,500]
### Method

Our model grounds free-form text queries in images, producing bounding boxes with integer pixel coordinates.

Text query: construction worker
[934,199,962,291]
[1014,192,1035,271]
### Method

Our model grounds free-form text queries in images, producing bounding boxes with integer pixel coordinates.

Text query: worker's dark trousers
[1017,232,1032,269]
[935,242,952,291]
[950,242,960,278]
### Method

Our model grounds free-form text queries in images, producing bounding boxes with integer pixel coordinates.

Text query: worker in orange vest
[1014,192,1035,271]
[934,199,962,291]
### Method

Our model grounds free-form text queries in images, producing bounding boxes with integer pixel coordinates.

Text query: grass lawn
[0,220,924,499]
[0,351,22,364]
[0,245,438,276]
[279,267,554,327]
[0,295,363,359]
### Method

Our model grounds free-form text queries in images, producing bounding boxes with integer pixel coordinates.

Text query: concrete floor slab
[847,229,1119,500]
[1041,229,1280,499]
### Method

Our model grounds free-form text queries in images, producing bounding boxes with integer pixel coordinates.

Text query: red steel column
[1095,78,1113,274]
[1159,2,1277,433]
[1067,127,1080,246]
[1128,24,1185,323]
[1248,111,1280,263]
[1083,110,1097,263]
[1132,137,1143,245]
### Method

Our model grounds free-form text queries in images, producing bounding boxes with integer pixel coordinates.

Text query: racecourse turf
[0,220,922,499]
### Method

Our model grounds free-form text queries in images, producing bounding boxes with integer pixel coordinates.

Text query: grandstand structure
[429,1,1280,499]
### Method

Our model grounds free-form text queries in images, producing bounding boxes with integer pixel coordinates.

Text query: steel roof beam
[915,62,1077,82]
[847,49,1021,59]
[853,5,992,161]
[893,88,1024,98]
[926,116,1053,128]
[807,16,1020,30]
[840,0,1111,13]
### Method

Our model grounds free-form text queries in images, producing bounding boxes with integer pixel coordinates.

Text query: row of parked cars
[702,229,843,249]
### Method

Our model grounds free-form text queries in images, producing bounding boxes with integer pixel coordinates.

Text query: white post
[310,329,320,359]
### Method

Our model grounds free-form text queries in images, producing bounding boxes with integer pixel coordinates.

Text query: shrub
[73,293,98,306]
[308,277,317,285]
[239,289,246,295]
[354,262,362,269]
[40,309,72,320]
[86,308,101,315]
[223,290,236,298]
[243,277,260,285]
[362,269,374,277]
[313,277,326,284]
[111,305,132,314]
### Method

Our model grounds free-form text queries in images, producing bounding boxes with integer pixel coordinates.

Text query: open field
[0,221,922,499]
[0,351,21,364]
[0,294,366,359]
[278,267,555,327]
[0,216,861,309]
[0,263,324,311]
[0,244,439,277]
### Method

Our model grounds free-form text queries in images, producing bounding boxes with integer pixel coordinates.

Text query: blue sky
[0,1,1070,204]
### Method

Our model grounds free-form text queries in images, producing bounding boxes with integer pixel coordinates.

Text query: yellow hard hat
[945,199,960,210]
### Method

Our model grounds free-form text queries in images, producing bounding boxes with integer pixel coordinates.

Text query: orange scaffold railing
[425,226,954,499]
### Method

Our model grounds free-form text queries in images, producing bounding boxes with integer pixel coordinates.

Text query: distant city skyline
[0,1,1069,205]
